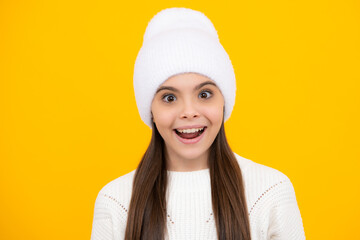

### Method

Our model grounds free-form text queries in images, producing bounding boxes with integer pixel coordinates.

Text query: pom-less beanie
[133,7,236,129]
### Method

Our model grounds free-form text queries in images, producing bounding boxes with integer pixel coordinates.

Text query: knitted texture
[90,153,306,240]
[133,7,236,128]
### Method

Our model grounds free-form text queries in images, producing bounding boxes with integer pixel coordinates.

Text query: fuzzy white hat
[133,7,236,129]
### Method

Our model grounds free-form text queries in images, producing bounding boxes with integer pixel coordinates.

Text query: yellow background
[1,0,359,239]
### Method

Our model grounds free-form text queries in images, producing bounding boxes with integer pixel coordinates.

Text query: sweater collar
[166,168,211,193]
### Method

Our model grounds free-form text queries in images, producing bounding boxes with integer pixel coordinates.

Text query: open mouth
[174,127,207,139]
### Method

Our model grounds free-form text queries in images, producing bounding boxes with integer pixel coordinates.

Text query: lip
[174,125,206,130]
[173,127,207,144]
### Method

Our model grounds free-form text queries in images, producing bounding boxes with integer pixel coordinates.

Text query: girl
[91,7,305,240]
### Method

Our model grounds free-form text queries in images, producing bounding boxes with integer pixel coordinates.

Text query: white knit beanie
[133,7,236,129]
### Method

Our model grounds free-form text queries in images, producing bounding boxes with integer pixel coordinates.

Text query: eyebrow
[155,81,217,94]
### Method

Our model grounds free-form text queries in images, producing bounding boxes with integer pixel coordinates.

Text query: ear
[151,112,155,123]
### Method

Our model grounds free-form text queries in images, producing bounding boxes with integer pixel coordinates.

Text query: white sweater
[90,153,305,240]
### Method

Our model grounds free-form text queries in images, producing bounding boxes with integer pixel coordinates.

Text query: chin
[175,148,209,161]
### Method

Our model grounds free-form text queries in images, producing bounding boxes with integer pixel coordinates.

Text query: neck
[165,146,209,172]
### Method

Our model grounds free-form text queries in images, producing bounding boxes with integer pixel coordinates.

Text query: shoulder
[233,153,305,239]
[93,169,136,217]
[233,152,291,184]
[232,152,296,211]
[91,170,136,239]
[97,169,136,196]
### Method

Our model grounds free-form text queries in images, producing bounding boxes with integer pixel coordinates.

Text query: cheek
[204,104,224,124]
[152,107,176,128]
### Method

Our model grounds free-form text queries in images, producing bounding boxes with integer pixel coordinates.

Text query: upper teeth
[177,128,204,133]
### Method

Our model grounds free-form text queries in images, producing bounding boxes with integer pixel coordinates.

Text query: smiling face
[151,72,225,171]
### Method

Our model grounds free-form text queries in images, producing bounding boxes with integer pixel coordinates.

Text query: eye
[162,94,176,103]
[199,90,213,99]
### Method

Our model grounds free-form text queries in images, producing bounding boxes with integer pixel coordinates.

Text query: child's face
[151,73,224,169]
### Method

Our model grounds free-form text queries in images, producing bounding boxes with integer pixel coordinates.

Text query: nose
[180,99,200,119]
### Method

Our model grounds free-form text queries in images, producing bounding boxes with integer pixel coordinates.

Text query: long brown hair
[125,119,251,240]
